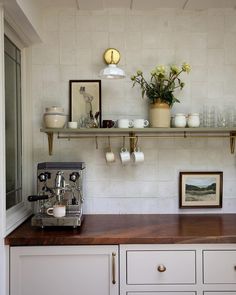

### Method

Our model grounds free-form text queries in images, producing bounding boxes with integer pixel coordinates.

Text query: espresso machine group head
[28,162,85,228]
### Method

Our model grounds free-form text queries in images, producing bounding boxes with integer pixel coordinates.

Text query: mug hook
[95,136,98,149]
[123,136,126,148]
[134,136,139,149]
[108,136,111,152]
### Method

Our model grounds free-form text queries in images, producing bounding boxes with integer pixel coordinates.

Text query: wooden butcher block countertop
[5,214,236,246]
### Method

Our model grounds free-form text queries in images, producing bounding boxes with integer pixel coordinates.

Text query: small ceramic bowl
[45,106,64,114]
[44,113,66,128]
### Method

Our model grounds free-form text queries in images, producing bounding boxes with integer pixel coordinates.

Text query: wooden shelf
[40,127,236,155]
[41,127,236,133]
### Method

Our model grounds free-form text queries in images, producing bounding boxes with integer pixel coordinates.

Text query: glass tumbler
[217,108,228,127]
[227,107,235,127]
[202,105,216,127]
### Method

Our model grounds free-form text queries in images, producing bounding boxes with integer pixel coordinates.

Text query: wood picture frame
[179,171,223,208]
[69,80,101,127]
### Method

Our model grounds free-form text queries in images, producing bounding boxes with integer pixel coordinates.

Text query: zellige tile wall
[32,7,236,213]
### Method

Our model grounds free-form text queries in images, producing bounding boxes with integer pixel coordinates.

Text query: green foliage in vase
[131,63,191,107]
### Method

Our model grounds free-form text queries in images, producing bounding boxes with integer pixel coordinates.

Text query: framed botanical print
[179,172,223,208]
[69,80,101,127]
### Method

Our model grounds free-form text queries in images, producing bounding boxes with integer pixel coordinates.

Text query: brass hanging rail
[57,134,233,139]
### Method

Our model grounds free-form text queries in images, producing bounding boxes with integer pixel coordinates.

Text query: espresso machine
[28,162,85,228]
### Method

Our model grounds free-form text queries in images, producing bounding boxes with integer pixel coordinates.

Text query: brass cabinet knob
[157,264,166,272]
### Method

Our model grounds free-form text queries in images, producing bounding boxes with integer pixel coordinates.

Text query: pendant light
[99,48,126,79]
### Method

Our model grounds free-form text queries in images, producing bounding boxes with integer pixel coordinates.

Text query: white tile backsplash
[208,81,224,99]
[191,12,208,33]
[125,15,142,32]
[76,14,92,31]
[59,10,76,31]
[190,49,207,66]
[125,31,142,50]
[43,8,59,32]
[207,11,225,31]
[225,13,236,33]
[109,15,126,32]
[190,33,208,49]
[33,7,236,214]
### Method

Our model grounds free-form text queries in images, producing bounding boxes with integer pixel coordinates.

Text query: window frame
[4,22,33,235]
[5,34,23,210]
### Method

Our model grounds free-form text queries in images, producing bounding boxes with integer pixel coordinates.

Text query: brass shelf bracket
[230,132,236,154]
[46,132,54,156]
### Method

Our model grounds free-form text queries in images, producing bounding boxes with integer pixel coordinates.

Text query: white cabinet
[10,245,119,295]
[10,244,236,295]
[120,244,236,295]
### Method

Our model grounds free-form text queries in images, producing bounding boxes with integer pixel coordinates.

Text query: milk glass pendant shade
[99,48,126,79]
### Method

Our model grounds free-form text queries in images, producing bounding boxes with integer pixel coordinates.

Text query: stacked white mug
[131,147,144,164]
[120,148,130,165]
[117,119,149,128]
[105,149,115,163]
[117,119,133,128]
[133,119,149,128]
[105,137,115,163]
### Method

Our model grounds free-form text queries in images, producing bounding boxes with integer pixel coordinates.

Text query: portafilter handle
[28,195,49,202]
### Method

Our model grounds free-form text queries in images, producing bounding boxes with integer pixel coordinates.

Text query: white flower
[182,63,191,73]
[171,65,180,75]
[156,65,166,75]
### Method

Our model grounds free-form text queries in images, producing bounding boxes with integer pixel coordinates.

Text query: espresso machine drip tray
[31,212,83,228]
[29,162,85,228]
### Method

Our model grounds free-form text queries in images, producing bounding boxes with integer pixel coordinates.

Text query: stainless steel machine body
[29,162,85,228]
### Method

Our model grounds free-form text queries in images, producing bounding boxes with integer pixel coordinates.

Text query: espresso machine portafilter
[28,162,85,228]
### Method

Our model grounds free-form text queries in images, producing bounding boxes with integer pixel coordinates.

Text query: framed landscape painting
[179,172,223,208]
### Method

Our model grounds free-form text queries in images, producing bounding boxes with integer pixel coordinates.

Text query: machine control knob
[69,172,80,182]
[38,172,51,182]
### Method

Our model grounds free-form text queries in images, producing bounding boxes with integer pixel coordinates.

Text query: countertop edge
[5,214,236,246]
[6,236,236,246]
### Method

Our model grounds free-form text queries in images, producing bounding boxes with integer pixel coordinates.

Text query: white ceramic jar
[187,113,200,128]
[43,113,66,128]
[43,106,66,128]
[173,114,186,127]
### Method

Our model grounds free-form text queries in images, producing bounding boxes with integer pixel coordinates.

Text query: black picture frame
[69,80,102,127]
[179,171,223,208]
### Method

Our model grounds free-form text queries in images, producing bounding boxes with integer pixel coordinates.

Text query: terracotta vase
[149,100,171,127]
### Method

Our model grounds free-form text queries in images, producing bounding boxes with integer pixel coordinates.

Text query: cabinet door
[204,293,236,295]
[10,245,118,295]
[203,250,236,284]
